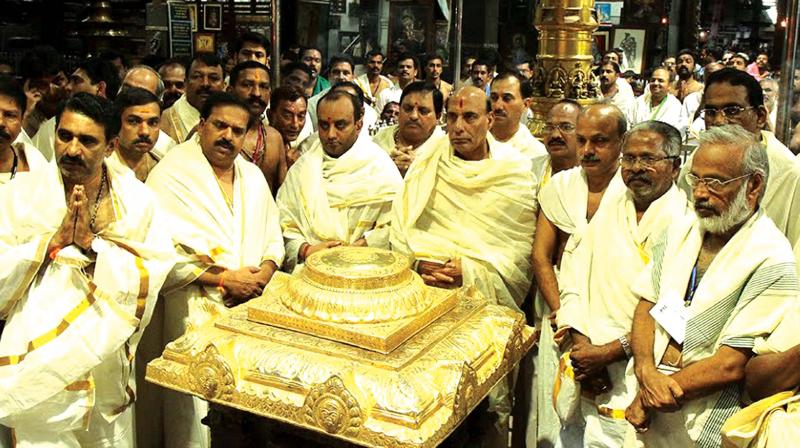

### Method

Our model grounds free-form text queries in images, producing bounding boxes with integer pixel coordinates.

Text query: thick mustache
[695,201,715,211]
[628,174,651,184]
[0,129,10,140]
[547,137,566,146]
[59,155,85,167]
[134,136,152,145]
[249,97,267,107]
[582,155,600,162]
[215,139,233,149]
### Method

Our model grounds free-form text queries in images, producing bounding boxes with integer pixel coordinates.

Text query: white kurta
[30,116,56,161]
[0,161,174,448]
[604,78,636,119]
[0,141,49,186]
[559,185,692,446]
[491,124,547,159]
[277,135,401,271]
[146,139,285,448]
[632,210,799,448]
[160,94,200,143]
[371,124,445,156]
[628,93,688,136]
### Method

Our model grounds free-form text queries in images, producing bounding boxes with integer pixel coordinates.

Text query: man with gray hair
[557,120,693,446]
[626,124,798,447]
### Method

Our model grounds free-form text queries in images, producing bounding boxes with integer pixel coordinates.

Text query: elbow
[720,357,747,385]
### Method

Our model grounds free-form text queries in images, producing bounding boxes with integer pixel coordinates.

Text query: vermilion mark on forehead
[459,98,464,108]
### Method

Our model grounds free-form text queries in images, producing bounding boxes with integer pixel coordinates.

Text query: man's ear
[97,81,108,99]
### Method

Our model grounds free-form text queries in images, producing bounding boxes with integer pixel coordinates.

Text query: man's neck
[398,78,413,89]
[397,129,429,150]
[679,74,693,83]
[705,219,747,248]
[491,122,519,142]
[551,154,578,174]
[0,143,14,170]
[601,83,618,96]
[431,78,441,88]
[368,72,380,83]
[586,164,617,192]
[650,92,666,106]
[64,166,104,203]
[117,144,148,169]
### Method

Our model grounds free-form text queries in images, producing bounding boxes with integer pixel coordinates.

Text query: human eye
[147,118,160,127]
[419,107,431,115]
[232,127,246,137]
[56,129,73,142]
[79,135,98,146]
[335,121,347,130]
[723,106,744,117]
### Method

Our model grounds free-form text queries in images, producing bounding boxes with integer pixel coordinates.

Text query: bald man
[391,86,537,447]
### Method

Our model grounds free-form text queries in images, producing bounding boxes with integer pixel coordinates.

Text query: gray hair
[123,65,165,98]
[697,124,769,201]
[622,121,682,157]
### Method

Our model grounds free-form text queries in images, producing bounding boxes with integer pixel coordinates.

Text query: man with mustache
[301,46,329,97]
[147,92,284,448]
[679,68,800,275]
[558,121,692,446]
[670,49,703,103]
[527,99,582,447]
[268,85,309,169]
[227,61,286,195]
[376,53,418,112]
[0,77,48,185]
[489,71,546,158]
[277,90,401,272]
[625,125,798,448]
[307,55,379,131]
[425,54,453,99]
[356,50,393,107]
[391,86,538,447]
[118,66,177,162]
[629,68,688,135]
[158,59,186,109]
[0,92,174,448]
[160,53,225,143]
[372,81,445,176]
[31,57,120,161]
[107,87,165,182]
[600,61,635,119]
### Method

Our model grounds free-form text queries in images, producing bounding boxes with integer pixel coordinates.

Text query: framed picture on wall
[388,2,433,60]
[194,33,215,53]
[203,4,222,31]
[612,28,647,73]
[187,5,198,32]
[593,31,610,56]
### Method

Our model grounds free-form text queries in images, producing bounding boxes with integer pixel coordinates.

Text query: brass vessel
[146,247,535,447]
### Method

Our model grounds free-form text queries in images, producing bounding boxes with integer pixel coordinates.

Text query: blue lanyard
[684,263,698,307]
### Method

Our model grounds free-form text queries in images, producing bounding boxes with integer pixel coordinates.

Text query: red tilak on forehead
[459,98,464,108]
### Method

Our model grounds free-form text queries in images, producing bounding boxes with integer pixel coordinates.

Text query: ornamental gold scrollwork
[302,376,362,437]
[452,363,478,420]
[187,345,235,400]
[503,316,526,369]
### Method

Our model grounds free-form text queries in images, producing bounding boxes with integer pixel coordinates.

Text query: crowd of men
[0,29,799,448]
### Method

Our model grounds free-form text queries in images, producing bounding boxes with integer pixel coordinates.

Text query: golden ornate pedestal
[146,247,536,447]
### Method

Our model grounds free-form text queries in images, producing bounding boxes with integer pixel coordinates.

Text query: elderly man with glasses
[556,121,693,447]
[626,124,798,448]
[680,68,800,277]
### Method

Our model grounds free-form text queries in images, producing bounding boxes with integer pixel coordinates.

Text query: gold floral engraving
[187,345,235,400]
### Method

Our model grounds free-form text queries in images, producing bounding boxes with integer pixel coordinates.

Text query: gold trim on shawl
[0,236,51,317]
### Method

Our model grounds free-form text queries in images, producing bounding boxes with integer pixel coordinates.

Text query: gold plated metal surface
[529,0,599,138]
[147,247,536,448]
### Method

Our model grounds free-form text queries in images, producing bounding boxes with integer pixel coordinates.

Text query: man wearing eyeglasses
[526,99,589,447]
[679,68,800,277]
[555,121,692,446]
[626,124,797,448]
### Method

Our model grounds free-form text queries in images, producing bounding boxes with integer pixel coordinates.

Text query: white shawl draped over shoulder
[390,134,537,311]
[277,136,401,271]
[146,138,285,330]
[0,162,174,432]
[632,210,799,447]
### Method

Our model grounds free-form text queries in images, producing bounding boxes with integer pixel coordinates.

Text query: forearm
[671,346,751,402]
[195,266,226,287]
[632,300,657,379]
[533,259,561,311]
[745,345,800,400]
[532,212,561,311]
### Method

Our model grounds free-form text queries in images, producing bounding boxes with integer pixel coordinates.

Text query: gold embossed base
[248,273,458,354]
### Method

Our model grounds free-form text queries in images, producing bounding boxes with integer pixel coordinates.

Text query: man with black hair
[277,89,401,271]
[372,81,445,176]
[158,59,186,108]
[301,46,329,96]
[31,57,121,161]
[376,53,418,112]
[470,59,492,94]
[425,54,453,99]
[148,92,284,448]
[0,92,174,448]
[489,71,546,158]
[109,87,165,182]
[268,85,310,167]
[227,61,287,194]
[160,53,225,143]
[19,45,68,138]
[307,55,358,128]
[231,31,270,68]
[600,61,635,118]
[0,77,48,185]
[671,49,703,102]
[357,50,394,106]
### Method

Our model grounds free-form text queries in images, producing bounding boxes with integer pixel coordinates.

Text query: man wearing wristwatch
[557,120,692,446]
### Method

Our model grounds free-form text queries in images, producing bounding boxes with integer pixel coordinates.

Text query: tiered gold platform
[146,247,535,447]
